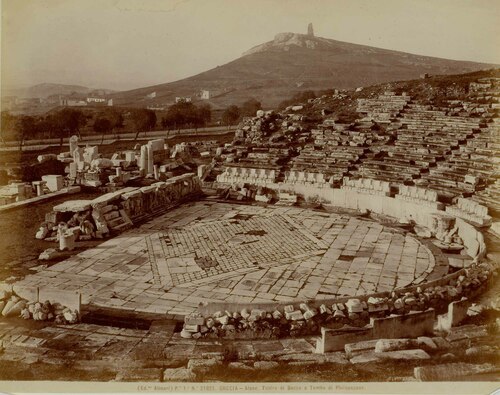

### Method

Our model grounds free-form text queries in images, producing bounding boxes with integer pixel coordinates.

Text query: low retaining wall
[190,260,496,341]
[12,284,82,313]
[371,309,435,339]
[436,297,471,331]
[316,309,435,353]
[198,260,495,317]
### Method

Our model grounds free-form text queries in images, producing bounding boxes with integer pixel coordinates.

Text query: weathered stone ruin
[36,173,202,253]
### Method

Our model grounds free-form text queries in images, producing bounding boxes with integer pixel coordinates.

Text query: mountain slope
[111,32,497,108]
[3,83,117,99]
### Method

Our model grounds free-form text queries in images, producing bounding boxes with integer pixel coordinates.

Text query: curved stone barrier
[192,178,494,340]
[190,260,497,340]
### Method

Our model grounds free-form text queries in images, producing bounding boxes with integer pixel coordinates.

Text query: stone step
[414,363,498,381]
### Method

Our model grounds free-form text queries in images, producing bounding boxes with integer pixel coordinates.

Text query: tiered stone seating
[395,185,444,210]
[357,92,411,122]
[216,166,279,186]
[283,170,330,187]
[420,120,497,198]
[471,178,500,217]
[341,177,391,196]
[356,156,423,184]
[290,125,369,182]
[445,197,492,226]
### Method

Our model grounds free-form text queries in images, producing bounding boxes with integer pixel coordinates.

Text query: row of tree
[1,108,90,150]
[0,97,264,149]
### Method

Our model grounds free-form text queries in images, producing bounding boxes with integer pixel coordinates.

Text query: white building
[200,90,211,100]
[87,97,106,103]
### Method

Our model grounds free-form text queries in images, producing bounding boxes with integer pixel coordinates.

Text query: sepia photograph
[0,0,499,393]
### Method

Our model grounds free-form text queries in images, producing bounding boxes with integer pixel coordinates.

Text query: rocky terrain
[109,30,497,108]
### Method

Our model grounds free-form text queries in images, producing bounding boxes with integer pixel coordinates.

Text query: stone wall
[371,309,435,339]
[191,259,496,341]
[316,309,435,353]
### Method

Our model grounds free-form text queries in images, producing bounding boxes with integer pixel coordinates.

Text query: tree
[131,109,156,141]
[57,108,87,139]
[161,102,211,131]
[36,117,53,139]
[241,99,262,117]
[14,115,37,151]
[221,105,241,127]
[103,109,124,129]
[197,103,212,127]
[93,117,112,145]
[45,114,66,148]
[0,111,15,143]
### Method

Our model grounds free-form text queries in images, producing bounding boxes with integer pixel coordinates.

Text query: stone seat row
[360,160,422,176]
[445,197,491,226]
[284,171,331,185]
[341,177,391,196]
[356,168,413,184]
[397,185,438,202]
[216,167,278,184]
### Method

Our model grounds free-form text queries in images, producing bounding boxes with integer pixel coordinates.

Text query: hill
[110,29,497,108]
[2,83,117,99]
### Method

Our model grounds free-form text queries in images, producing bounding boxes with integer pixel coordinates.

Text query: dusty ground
[0,190,102,280]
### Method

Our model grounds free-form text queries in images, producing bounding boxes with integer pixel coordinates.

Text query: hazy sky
[2,0,499,91]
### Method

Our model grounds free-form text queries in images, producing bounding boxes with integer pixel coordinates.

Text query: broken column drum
[139,145,148,174]
[69,135,79,156]
[147,145,154,175]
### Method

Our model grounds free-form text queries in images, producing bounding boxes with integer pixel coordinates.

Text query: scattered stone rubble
[180,258,496,340]
[36,173,202,256]
[0,289,78,324]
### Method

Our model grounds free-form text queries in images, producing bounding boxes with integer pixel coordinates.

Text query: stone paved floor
[14,201,439,316]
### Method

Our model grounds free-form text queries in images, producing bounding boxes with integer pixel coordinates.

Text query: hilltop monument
[307,22,314,37]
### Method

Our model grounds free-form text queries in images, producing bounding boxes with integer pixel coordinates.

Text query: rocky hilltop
[111,26,497,108]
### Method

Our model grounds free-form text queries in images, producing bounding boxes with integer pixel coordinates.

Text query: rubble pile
[180,260,496,340]
[0,290,79,324]
[35,173,202,252]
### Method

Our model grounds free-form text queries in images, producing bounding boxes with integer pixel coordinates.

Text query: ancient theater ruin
[0,71,498,381]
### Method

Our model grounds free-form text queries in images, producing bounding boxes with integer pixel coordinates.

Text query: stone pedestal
[59,232,76,251]
[69,162,78,179]
[147,146,154,175]
[33,181,45,196]
[69,135,79,155]
[42,175,64,192]
[197,165,207,178]
[139,145,148,173]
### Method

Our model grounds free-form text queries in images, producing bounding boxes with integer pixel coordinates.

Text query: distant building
[86,97,106,103]
[420,73,430,79]
[17,97,41,105]
[107,99,114,106]
[200,90,211,100]
[146,92,157,99]
[307,23,314,37]
[147,105,166,111]
[175,97,192,103]
[60,98,87,107]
